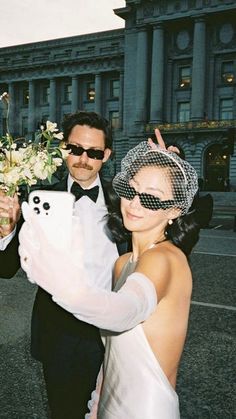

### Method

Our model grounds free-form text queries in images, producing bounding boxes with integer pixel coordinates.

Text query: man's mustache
[72,163,93,171]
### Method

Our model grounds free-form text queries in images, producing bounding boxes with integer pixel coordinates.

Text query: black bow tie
[71,182,99,203]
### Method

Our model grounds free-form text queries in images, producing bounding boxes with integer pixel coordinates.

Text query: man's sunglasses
[65,144,105,160]
[113,178,175,211]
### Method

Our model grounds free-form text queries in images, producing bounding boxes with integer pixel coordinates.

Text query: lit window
[179,66,191,89]
[64,84,72,103]
[109,111,119,129]
[110,79,120,98]
[177,102,190,122]
[87,82,95,101]
[221,61,235,84]
[220,98,233,120]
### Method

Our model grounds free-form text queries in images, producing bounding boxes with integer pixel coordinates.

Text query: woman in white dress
[19,138,201,418]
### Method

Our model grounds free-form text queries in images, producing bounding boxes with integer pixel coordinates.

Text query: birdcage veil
[112,141,198,215]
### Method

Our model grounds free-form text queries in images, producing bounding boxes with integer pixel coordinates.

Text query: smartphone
[28,190,75,249]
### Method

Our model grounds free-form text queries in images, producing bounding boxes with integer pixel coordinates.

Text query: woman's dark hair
[106,187,206,257]
[165,211,200,256]
[105,186,131,244]
[62,111,112,149]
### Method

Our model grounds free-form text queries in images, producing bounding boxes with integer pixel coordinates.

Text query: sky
[0,0,126,48]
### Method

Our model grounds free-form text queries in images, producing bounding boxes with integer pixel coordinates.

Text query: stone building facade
[0,0,236,191]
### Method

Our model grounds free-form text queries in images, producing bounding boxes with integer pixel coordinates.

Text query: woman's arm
[19,206,157,332]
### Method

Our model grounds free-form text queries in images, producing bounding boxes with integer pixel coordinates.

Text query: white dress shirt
[0,227,16,250]
[68,174,118,290]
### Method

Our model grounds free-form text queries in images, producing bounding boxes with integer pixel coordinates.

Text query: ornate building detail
[0,0,235,189]
[176,30,191,50]
[219,23,234,44]
[143,6,154,18]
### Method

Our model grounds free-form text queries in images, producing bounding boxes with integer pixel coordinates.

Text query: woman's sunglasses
[113,178,175,211]
[65,144,105,160]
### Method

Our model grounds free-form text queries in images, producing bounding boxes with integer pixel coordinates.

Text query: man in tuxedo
[0,111,121,419]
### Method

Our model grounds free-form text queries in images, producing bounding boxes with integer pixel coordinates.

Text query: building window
[63,83,72,103]
[87,82,95,101]
[220,98,233,120]
[221,61,235,84]
[41,84,50,105]
[179,66,191,89]
[109,111,119,129]
[110,79,120,98]
[22,116,28,135]
[177,102,190,122]
[22,86,29,106]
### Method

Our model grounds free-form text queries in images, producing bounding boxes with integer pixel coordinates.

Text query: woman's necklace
[132,237,168,262]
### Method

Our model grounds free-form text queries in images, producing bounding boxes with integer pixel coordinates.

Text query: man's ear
[102,148,112,163]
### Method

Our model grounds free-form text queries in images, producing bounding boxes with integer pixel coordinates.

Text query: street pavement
[0,225,235,418]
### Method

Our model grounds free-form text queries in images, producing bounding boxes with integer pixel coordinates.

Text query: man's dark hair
[62,111,112,149]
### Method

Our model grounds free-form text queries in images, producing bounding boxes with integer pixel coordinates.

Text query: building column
[191,16,206,121]
[71,76,79,113]
[119,71,124,129]
[135,26,149,122]
[95,73,102,115]
[28,80,35,135]
[8,82,15,136]
[150,23,164,123]
[49,78,56,122]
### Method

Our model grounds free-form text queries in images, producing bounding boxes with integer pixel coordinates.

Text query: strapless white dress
[97,260,180,419]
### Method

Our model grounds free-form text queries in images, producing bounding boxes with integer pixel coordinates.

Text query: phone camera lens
[33,196,40,204]
[33,207,40,214]
[43,202,50,211]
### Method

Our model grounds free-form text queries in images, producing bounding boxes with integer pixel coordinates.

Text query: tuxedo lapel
[51,176,68,192]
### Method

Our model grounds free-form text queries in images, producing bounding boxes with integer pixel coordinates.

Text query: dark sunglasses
[114,179,175,211]
[65,144,105,160]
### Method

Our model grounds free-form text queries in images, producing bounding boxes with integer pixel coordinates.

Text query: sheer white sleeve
[52,272,157,332]
[85,366,103,419]
[19,203,157,333]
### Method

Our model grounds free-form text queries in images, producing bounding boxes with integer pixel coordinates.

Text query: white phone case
[28,190,75,249]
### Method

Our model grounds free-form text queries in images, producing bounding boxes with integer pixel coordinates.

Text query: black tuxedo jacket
[0,176,127,361]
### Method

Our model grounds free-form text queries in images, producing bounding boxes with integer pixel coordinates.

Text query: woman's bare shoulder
[135,241,191,300]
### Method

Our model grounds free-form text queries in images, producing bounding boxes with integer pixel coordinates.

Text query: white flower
[0,112,68,195]
[5,149,25,164]
[60,148,71,159]
[0,92,8,101]
[46,121,58,133]
[53,157,63,166]
[3,167,22,185]
[53,131,64,140]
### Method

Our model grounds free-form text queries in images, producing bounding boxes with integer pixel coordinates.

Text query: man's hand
[148,128,180,154]
[0,192,21,238]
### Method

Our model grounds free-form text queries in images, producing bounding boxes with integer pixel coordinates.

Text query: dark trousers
[42,336,104,419]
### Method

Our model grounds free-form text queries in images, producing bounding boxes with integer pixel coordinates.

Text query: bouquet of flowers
[0,91,69,224]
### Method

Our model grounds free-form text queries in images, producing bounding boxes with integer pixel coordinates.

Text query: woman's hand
[148,128,180,154]
[0,192,21,238]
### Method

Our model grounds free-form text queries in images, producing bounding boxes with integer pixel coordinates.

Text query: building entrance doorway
[204,144,230,191]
